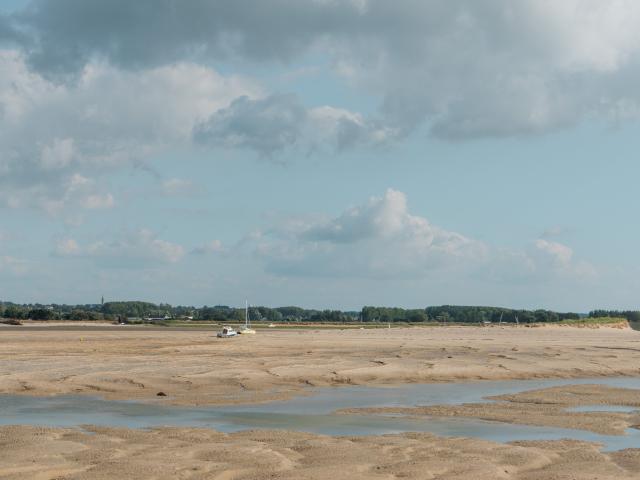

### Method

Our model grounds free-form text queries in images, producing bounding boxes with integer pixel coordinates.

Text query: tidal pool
[1,377,640,451]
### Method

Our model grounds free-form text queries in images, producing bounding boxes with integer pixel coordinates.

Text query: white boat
[239,300,256,335]
[217,326,237,338]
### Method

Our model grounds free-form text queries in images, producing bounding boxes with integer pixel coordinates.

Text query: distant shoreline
[1,317,633,332]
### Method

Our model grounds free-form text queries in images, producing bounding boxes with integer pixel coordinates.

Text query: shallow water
[1,377,640,451]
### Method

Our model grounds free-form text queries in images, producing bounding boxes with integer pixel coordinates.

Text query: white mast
[240,299,256,333]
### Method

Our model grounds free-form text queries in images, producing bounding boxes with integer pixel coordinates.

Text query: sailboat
[239,300,256,334]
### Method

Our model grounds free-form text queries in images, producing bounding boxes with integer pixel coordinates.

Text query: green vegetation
[362,305,581,324]
[555,316,627,325]
[0,300,638,326]
[588,310,640,323]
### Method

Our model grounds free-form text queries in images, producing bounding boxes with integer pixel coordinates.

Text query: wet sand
[1,323,639,405]
[339,384,640,435]
[2,324,640,479]
[1,425,640,480]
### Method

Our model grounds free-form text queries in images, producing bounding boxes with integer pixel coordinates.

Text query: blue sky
[1,1,639,311]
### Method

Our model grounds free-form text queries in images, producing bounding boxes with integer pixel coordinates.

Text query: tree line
[0,301,359,323]
[1,300,637,324]
[362,306,582,324]
[588,310,640,323]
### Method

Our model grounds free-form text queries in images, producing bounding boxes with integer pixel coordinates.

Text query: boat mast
[245,300,248,328]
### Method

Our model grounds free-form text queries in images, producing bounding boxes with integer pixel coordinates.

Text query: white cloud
[534,239,573,267]
[254,189,487,278]
[195,93,393,156]
[40,138,75,170]
[249,189,596,283]
[54,229,185,267]
[10,1,640,139]
[8,0,640,184]
[10,173,116,219]
[87,230,185,266]
[0,49,260,213]
[324,1,640,138]
[532,239,596,279]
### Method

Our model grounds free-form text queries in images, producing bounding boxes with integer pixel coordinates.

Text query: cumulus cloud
[249,189,595,282]
[14,173,116,219]
[194,93,392,156]
[5,1,640,139]
[5,0,640,200]
[9,0,363,76]
[0,49,259,213]
[531,238,596,279]
[54,230,185,267]
[534,239,573,267]
[253,189,487,277]
[195,94,306,156]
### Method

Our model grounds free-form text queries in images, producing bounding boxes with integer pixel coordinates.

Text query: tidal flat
[1,323,640,479]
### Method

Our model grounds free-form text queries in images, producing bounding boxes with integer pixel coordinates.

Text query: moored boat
[217,326,238,338]
[239,300,256,334]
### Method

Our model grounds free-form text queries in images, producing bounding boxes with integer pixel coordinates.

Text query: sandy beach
[1,425,640,480]
[2,324,640,479]
[1,323,639,405]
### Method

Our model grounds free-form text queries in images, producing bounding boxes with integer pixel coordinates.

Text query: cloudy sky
[1,0,639,311]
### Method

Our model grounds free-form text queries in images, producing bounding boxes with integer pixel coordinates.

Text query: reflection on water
[1,377,640,451]
[630,321,640,331]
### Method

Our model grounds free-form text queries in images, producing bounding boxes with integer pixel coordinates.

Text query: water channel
[1,377,639,451]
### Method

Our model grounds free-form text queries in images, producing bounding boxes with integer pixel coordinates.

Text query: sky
[1,0,640,311]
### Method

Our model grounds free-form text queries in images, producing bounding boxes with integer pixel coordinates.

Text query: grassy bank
[551,317,628,326]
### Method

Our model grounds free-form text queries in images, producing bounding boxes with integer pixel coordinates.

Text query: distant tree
[2,306,26,319]
[28,308,55,320]
[67,310,99,321]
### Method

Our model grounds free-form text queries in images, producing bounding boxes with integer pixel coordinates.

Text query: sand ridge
[1,425,640,480]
